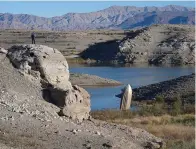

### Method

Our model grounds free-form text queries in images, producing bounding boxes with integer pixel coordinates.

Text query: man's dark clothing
[31,32,36,44]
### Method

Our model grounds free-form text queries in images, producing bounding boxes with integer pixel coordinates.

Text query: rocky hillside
[0,45,164,149]
[0,5,194,31]
[81,24,195,65]
[133,73,195,102]
[117,10,195,29]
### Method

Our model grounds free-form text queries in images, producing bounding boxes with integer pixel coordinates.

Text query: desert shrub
[151,103,166,116]
[138,102,166,116]
[171,96,182,116]
[166,140,195,149]
[91,109,135,121]
[183,104,195,114]
[182,92,195,104]
[138,106,152,116]
[155,95,165,103]
[170,114,195,126]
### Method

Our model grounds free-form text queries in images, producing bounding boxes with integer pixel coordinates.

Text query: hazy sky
[0,1,195,17]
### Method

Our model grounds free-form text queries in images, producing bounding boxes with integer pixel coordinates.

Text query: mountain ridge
[1,5,195,17]
[0,5,195,31]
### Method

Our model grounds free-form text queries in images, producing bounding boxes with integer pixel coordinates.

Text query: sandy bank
[70,73,122,87]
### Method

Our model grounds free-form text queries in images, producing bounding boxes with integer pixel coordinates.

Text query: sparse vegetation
[155,95,164,103]
[171,96,182,116]
[66,57,86,63]
[91,96,195,149]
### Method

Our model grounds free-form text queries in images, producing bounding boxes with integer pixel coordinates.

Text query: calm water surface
[69,63,194,110]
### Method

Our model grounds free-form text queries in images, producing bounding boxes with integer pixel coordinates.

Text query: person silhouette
[31,31,36,44]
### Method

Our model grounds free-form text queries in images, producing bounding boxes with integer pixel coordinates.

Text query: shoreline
[70,73,122,87]
[67,57,195,67]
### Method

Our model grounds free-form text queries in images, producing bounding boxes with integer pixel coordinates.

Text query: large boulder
[7,44,71,90]
[7,44,90,122]
[61,85,90,120]
[48,85,90,121]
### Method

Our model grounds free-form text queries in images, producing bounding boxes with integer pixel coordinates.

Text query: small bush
[151,103,165,116]
[171,96,182,116]
[170,114,195,126]
[138,102,166,116]
[183,104,195,114]
[167,140,195,149]
[90,109,135,121]
[155,95,165,103]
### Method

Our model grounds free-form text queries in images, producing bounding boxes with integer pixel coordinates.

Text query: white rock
[95,131,101,135]
[0,47,7,54]
[7,45,71,90]
[72,129,77,134]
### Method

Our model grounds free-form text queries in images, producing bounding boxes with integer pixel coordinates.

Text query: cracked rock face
[117,25,195,65]
[61,85,90,121]
[7,44,90,122]
[0,47,7,54]
[7,44,71,90]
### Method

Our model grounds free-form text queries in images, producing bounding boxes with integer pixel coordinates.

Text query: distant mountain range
[0,5,195,31]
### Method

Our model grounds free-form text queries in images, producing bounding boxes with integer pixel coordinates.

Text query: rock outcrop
[60,85,90,120]
[0,53,60,122]
[7,44,90,122]
[81,24,195,65]
[117,24,195,65]
[7,44,71,89]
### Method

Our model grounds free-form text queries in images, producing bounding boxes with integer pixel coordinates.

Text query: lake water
[69,63,194,110]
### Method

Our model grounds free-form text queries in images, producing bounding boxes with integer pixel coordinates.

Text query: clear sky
[0,1,195,17]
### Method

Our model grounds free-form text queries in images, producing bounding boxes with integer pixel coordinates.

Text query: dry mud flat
[0,45,163,149]
[70,73,122,87]
[0,29,126,56]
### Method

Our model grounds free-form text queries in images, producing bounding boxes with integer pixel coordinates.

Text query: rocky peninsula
[133,73,195,102]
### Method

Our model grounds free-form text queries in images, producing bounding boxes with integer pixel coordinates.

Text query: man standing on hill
[31,31,36,44]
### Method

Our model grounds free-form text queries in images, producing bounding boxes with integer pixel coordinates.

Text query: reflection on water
[69,63,194,110]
